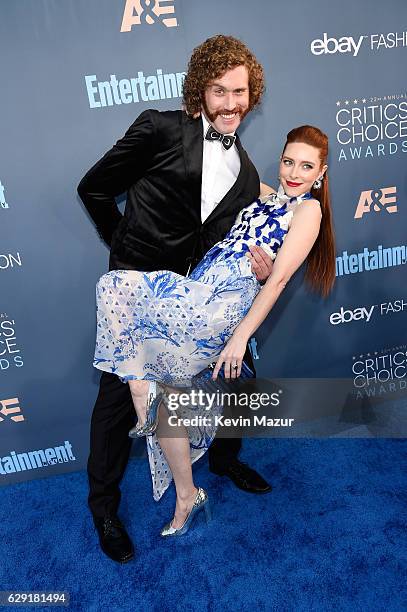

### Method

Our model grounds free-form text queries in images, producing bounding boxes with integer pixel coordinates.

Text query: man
[77,34,272,564]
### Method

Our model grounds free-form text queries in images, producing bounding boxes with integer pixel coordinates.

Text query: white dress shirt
[201,113,240,223]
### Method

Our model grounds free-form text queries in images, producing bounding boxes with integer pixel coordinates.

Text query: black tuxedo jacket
[77,109,260,274]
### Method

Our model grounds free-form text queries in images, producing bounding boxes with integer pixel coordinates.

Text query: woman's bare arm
[212,201,322,378]
[260,182,276,197]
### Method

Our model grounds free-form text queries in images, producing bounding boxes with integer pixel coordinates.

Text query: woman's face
[279,142,327,197]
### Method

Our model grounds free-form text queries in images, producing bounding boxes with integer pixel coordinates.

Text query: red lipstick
[286,180,302,187]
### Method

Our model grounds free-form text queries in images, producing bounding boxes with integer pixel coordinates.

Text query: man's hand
[247,245,273,283]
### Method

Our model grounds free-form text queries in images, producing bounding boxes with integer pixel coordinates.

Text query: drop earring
[313,177,323,189]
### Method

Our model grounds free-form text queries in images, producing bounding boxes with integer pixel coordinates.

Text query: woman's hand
[212,332,249,380]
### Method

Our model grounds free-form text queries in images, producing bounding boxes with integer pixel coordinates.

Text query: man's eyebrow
[211,83,248,91]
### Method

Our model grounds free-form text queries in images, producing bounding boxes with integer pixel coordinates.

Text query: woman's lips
[286,180,302,187]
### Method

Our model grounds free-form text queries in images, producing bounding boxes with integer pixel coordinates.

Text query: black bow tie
[205,125,236,150]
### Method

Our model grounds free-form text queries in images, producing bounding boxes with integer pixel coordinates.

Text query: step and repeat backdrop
[0,0,406,485]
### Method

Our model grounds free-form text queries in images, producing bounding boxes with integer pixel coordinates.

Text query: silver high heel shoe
[128,381,164,438]
[160,487,211,537]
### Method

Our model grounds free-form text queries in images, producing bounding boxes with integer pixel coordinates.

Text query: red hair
[283,125,336,297]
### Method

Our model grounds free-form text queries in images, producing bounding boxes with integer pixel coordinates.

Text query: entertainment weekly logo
[354,186,397,219]
[333,93,407,162]
[329,298,406,325]
[310,31,407,57]
[84,69,185,109]
[335,243,406,277]
[0,441,76,477]
[0,316,24,371]
[120,0,178,30]
[333,94,407,162]
[351,344,407,399]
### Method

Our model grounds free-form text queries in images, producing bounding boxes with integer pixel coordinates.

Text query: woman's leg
[128,380,149,425]
[129,380,198,528]
[156,402,198,529]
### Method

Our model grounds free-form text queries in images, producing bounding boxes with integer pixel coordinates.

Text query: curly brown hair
[183,34,265,116]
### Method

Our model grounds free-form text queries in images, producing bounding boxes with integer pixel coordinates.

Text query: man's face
[202,65,250,134]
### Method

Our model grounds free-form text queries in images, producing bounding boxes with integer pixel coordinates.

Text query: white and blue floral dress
[94,186,313,499]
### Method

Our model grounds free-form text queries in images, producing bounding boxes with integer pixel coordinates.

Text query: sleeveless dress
[94,185,314,500]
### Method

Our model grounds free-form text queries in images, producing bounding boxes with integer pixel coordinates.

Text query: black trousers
[87,349,254,519]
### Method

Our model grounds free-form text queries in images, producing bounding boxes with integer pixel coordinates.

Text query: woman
[94,125,336,536]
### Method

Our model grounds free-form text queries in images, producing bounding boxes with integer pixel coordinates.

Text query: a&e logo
[0,179,9,209]
[0,398,24,423]
[121,0,178,31]
[354,186,397,219]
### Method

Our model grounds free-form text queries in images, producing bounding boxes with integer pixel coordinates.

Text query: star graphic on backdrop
[353,99,358,104]
[336,101,341,106]
[345,100,349,105]
[362,98,367,103]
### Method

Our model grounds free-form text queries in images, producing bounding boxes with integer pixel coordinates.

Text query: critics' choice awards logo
[0,179,9,209]
[310,31,407,57]
[0,398,24,423]
[333,94,407,162]
[351,345,406,399]
[354,186,397,219]
[0,316,23,371]
[330,298,406,325]
[121,0,177,30]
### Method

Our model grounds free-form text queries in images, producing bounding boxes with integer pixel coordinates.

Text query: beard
[201,98,249,124]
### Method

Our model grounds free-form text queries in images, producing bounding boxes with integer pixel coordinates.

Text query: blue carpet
[1,439,406,612]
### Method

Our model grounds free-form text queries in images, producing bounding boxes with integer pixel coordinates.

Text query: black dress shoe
[94,515,135,563]
[210,460,272,494]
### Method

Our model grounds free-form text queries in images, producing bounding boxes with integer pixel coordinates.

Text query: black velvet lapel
[181,112,203,218]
